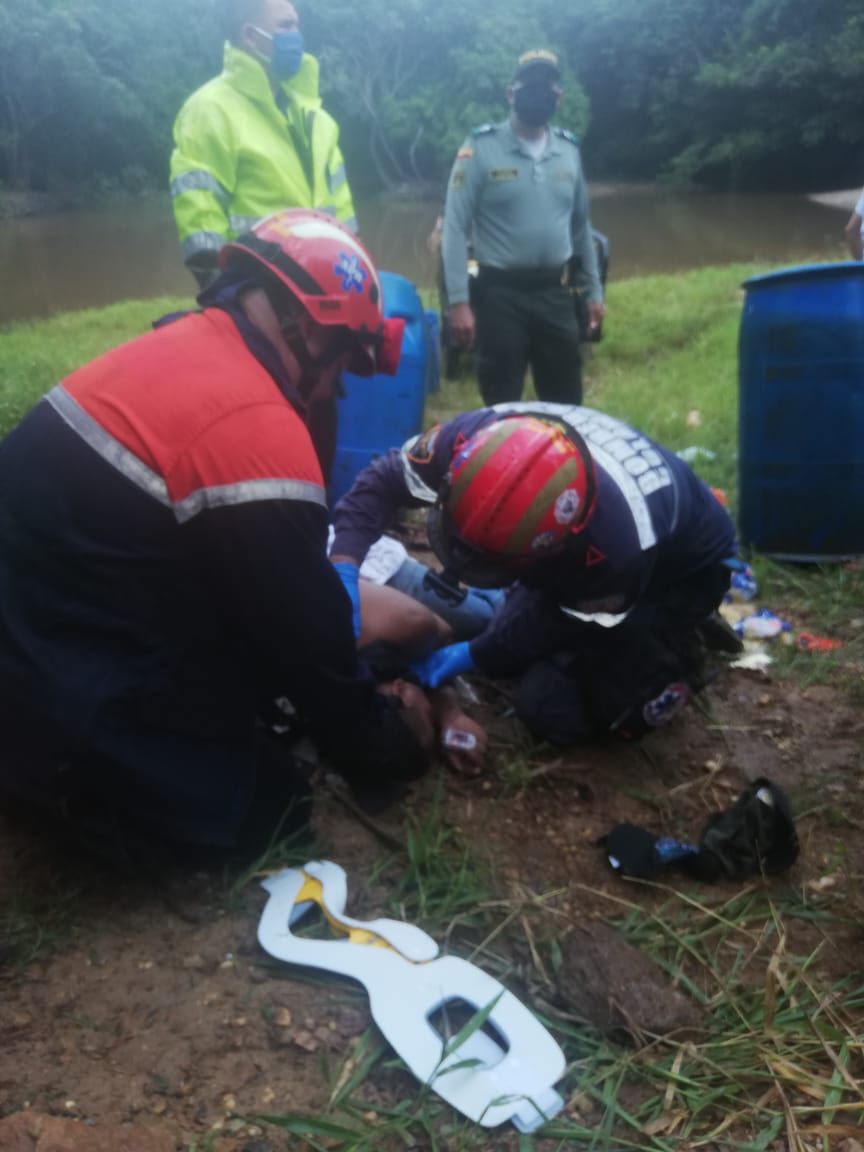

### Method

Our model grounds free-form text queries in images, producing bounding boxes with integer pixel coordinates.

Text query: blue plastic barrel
[331,271,428,506]
[738,262,864,561]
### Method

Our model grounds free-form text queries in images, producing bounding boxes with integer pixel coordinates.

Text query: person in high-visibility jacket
[170,0,356,290]
[0,211,419,858]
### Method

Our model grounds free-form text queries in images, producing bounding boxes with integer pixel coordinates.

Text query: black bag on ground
[696,777,799,881]
[600,777,799,883]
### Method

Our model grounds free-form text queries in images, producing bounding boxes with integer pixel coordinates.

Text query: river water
[0,187,850,328]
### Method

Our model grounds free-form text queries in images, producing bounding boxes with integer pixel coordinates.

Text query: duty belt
[477,263,569,288]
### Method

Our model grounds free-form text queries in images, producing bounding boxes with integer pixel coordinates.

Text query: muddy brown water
[0,187,850,328]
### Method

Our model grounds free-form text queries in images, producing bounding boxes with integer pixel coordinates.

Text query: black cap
[513,49,561,85]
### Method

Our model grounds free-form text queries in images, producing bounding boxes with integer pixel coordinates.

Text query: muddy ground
[0,609,863,1150]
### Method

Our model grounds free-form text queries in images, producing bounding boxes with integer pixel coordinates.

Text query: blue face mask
[248,25,304,79]
[271,29,304,79]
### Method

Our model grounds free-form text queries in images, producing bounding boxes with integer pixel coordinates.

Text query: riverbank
[0,182,668,218]
[0,183,163,220]
[2,181,857,220]
[808,187,861,211]
[0,191,69,219]
[1,187,851,328]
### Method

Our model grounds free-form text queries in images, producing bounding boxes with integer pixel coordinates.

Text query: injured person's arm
[358,579,452,658]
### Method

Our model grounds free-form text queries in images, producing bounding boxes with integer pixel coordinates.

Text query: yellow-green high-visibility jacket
[170,44,356,272]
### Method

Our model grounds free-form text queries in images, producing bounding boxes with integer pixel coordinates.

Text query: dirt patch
[1,661,863,1150]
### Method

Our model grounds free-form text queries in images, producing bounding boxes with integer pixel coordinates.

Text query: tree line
[1,0,863,201]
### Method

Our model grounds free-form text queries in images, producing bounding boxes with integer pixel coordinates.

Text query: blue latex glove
[409,641,475,689]
[332,560,361,638]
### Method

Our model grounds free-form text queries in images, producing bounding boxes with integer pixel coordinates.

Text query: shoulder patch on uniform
[406,424,441,465]
[553,127,580,146]
[472,124,496,136]
[455,146,474,162]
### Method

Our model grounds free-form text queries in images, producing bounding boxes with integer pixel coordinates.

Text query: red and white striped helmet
[428,416,597,586]
[221,209,403,376]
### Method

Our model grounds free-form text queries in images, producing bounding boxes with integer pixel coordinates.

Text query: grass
[571,884,864,1151]
[2,268,863,1145]
[424,263,764,501]
[0,857,86,970]
[234,753,864,1151]
[367,778,495,938]
[246,801,864,1151]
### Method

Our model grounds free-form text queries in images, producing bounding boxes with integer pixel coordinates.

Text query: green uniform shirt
[441,119,602,306]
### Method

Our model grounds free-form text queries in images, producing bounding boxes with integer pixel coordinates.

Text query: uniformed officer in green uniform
[441,49,605,406]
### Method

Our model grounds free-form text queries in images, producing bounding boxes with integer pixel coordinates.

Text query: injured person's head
[378,677,437,753]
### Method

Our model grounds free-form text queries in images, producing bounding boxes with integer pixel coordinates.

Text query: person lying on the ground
[268,575,488,812]
[0,209,427,858]
[331,402,740,746]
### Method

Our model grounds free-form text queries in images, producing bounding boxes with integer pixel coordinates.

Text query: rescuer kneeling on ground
[0,210,429,855]
[331,403,741,745]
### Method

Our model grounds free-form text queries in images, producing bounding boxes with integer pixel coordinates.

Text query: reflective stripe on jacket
[170,44,356,267]
[57,308,325,515]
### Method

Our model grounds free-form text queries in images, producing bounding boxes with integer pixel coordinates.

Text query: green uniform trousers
[473,267,583,406]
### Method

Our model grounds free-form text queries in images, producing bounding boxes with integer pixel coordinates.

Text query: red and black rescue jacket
[0,309,375,843]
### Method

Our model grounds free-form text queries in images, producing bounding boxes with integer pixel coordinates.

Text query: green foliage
[582,263,759,501]
[304,0,589,191]
[568,0,864,187]
[0,0,219,192]
[662,0,864,185]
[5,0,861,196]
[0,863,85,969]
[370,778,493,938]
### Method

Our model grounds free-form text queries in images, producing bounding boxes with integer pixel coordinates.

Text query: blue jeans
[387,557,505,641]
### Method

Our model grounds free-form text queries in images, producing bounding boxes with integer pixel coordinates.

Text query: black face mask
[513,83,558,128]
